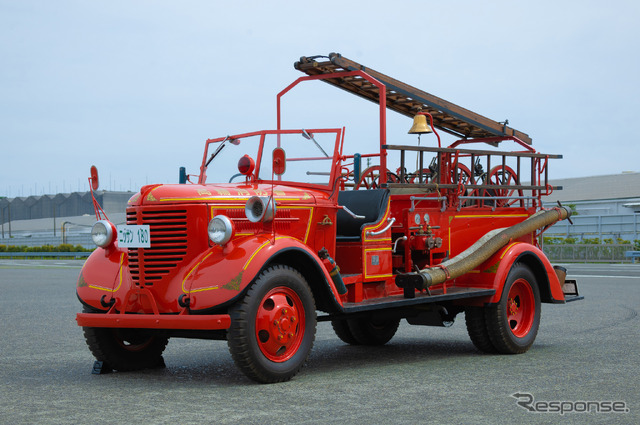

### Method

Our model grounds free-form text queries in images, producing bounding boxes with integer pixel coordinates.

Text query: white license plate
[117,225,151,248]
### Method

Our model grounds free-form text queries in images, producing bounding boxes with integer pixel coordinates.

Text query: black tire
[227,265,316,383]
[346,316,400,345]
[331,319,360,345]
[465,307,497,353]
[485,263,541,354]
[82,314,169,371]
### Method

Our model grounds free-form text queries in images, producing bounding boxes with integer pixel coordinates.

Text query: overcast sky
[2,0,639,198]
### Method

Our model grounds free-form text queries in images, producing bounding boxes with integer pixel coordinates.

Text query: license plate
[117,225,151,248]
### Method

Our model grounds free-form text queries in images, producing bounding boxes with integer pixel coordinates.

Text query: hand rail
[366,217,396,237]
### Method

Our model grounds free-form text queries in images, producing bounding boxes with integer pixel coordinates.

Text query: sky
[1,0,639,198]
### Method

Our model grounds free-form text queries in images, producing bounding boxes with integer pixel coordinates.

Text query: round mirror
[90,165,99,191]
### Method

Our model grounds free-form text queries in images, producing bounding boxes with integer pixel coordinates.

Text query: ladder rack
[294,53,532,144]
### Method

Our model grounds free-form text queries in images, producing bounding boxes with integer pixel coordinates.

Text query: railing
[542,244,634,263]
[0,234,93,248]
[380,143,562,209]
[0,252,91,259]
[544,213,640,242]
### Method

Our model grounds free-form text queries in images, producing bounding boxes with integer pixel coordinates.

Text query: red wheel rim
[255,286,305,362]
[506,278,535,338]
[456,164,472,185]
[487,166,523,207]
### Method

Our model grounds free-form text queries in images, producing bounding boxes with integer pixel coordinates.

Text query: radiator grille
[127,209,188,285]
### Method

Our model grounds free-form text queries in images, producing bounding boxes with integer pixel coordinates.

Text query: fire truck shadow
[306,335,483,376]
[87,336,556,385]
[129,336,483,385]
[117,339,251,385]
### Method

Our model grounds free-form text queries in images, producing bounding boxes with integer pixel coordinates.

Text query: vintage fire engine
[76,53,582,383]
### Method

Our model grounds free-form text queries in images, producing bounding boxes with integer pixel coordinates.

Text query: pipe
[397,207,571,290]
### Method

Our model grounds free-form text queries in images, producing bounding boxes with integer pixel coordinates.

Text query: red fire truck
[76,53,582,383]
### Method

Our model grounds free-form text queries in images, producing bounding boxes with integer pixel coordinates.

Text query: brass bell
[408,113,433,134]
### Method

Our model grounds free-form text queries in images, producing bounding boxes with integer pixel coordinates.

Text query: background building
[2,173,639,250]
[543,172,640,242]
[0,191,131,248]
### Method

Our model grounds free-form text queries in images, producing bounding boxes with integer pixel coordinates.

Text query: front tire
[82,317,169,371]
[485,263,541,354]
[227,265,316,383]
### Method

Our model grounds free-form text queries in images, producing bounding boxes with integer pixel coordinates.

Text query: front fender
[76,247,132,311]
[185,235,340,312]
[492,242,565,304]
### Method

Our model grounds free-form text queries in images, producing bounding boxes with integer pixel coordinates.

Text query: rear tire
[331,319,359,345]
[485,263,541,354]
[347,317,400,345]
[465,307,497,353]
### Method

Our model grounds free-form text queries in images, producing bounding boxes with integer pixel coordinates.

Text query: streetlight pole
[62,221,70,244]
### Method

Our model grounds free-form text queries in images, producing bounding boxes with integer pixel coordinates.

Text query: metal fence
[0,234,93,249]
[542,243,634,263]
[546,214,640,242]
[0,252,91,259]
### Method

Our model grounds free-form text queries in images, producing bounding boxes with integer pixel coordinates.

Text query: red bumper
[76,312,231,330]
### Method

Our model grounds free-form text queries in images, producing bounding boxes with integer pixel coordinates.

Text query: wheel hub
[508,297,519,316]
[255,287,305,362]
[506,278,534,338]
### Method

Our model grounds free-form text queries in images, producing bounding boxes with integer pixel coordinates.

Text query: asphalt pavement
[0,260,637,424]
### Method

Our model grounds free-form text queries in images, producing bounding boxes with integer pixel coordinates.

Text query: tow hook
[178,293,191,308]
[100,295,115,309]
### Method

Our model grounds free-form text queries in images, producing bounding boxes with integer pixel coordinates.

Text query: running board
[318,287,495,321]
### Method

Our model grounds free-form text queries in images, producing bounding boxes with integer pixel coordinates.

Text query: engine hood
[127,183,328,207]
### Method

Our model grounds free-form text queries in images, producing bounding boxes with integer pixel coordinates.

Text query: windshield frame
[198,128,344,192]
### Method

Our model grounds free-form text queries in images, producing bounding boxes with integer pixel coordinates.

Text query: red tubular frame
[198,128,343,192]
[276,70,388,184]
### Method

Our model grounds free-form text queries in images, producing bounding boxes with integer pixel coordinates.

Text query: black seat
[336,189,390,241]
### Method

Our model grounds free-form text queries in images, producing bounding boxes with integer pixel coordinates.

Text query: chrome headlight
[208,215,234,245]
[91,220,114,248]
